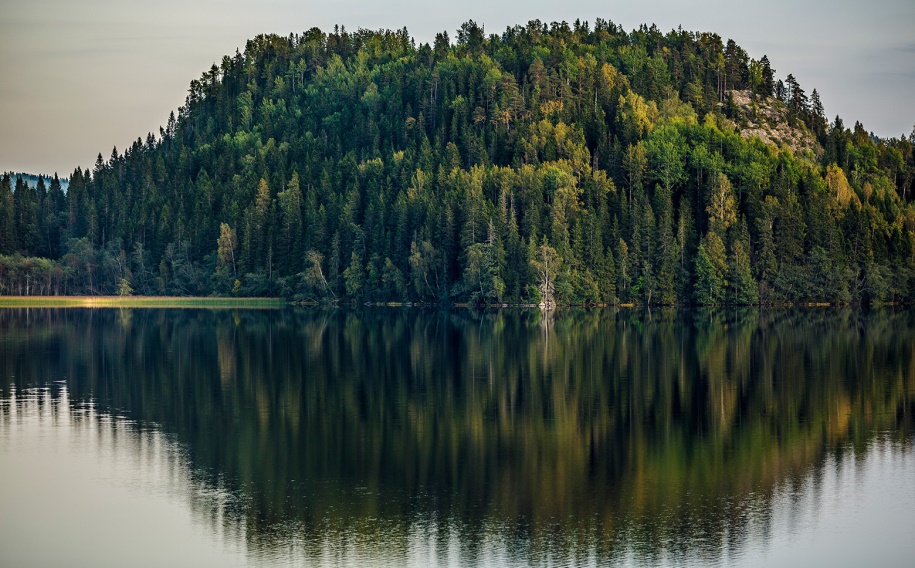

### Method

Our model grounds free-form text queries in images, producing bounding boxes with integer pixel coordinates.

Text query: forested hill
[2,20,914,304]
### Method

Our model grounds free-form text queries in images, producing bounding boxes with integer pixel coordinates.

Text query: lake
[0,307,913,567]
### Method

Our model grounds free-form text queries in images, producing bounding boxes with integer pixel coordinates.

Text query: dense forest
[1,20,914,304]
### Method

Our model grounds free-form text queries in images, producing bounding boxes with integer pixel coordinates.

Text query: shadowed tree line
[2,20,915,304]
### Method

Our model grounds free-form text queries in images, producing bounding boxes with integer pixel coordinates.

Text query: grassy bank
[0,296,287,309]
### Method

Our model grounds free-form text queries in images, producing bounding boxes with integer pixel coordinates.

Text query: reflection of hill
[0,307,912,562]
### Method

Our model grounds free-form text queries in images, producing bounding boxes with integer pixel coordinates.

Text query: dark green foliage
[4,21,915,304]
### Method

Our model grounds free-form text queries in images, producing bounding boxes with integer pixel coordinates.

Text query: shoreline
[0,296,907,310]
[0,296,287,309]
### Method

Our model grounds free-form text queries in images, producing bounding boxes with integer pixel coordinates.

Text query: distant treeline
[1,20,914,304]
[3,172,69,192]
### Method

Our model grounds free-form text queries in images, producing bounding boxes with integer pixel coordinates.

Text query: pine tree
[775,79,786,102]
[760,55,775,96]
[0,173,16,254]
[810,88,826,137]
[728,222,758,304]
[694,232,727,304]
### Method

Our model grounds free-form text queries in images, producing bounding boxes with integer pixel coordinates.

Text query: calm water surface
[0,308,913,567]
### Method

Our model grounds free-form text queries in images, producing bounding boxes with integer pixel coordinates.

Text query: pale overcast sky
[1,0,913,175]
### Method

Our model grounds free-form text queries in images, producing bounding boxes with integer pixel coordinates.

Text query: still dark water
[1,307,913,567]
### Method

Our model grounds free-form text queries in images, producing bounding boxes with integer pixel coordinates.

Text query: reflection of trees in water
[0,384,250,556]
[0,307,913,564]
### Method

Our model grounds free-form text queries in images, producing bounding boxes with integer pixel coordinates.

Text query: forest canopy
[1,19,914,304]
